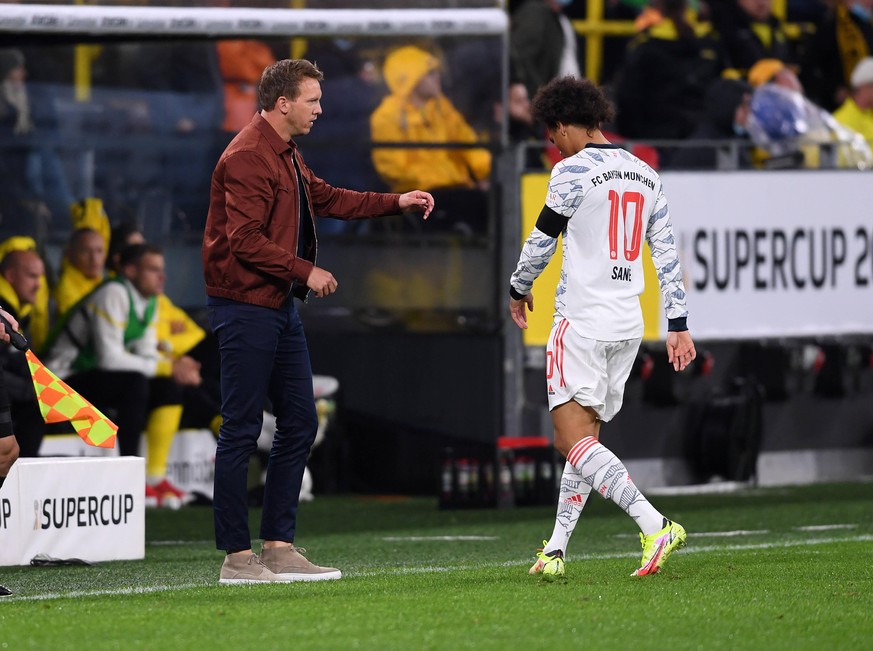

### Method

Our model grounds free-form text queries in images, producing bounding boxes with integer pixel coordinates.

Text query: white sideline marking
[3,582,208,602]
[5,534,871,602]
[646,481,751,496]
[356,534,873,576]
[794,524,857,532]
[616,529,770,539]
[683,529,771,537]
[381,536,499,542]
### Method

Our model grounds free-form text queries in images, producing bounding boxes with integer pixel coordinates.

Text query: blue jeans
[207,296,318,553]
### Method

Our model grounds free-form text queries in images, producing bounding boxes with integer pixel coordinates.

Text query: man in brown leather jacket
[203,58,434,584]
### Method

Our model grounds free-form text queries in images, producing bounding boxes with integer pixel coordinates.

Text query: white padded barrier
[0,457,145,567]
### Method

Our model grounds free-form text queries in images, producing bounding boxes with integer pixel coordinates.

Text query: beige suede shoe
[260,545,342,582]
[219,553,290,585]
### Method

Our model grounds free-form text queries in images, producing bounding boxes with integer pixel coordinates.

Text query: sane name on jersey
[611,265,632,281]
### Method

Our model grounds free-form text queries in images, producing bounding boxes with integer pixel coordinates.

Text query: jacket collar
[252,113,296,155]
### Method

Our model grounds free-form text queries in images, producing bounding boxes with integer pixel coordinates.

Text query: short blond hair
[257,59,324,110]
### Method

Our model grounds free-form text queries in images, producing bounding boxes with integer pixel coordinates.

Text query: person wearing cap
[747,58,804,92]
[370,45,491,194]
[834,57,873,147]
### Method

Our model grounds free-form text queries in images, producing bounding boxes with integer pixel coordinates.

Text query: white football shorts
[545,318,641,421]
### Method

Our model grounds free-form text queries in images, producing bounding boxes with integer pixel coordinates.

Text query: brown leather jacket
[203,113,401,308]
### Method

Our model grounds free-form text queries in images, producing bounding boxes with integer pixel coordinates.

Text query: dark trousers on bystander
[207,295,318,553]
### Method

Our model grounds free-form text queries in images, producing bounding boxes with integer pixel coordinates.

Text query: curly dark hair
[257,59,324,111]
[532,76,615,131]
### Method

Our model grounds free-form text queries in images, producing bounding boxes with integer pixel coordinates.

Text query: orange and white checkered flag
[25,350,118,448]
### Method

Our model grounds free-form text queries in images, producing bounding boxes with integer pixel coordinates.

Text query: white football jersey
[511,144,688,340]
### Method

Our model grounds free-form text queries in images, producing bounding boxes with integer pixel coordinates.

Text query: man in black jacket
[510,0,582,101]
[709,0,795,73]
[670,78,754,169]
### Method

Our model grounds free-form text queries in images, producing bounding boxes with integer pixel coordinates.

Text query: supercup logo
[692,226,873,292]
[34,494,135,530]
[0,498,11,529]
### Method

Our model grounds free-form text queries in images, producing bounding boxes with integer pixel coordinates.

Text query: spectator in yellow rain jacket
[53,227,106,317]
[0,236,49,351]
[834,57,873,148]
[370,46,491,193]
[53,199,112,318]
[0,248,46,456]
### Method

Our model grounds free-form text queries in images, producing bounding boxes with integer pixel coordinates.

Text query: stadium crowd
[2,0,870,241]
[0,0,872,510]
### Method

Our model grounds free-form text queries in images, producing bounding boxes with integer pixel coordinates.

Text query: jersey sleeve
[645,184,689,321]
[509,163,583,298]
[509,227,560,299]
[544,159,587,217]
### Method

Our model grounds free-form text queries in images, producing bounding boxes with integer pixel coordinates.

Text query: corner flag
[25,350,118,449]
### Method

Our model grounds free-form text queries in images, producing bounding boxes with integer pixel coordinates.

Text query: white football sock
[543,460,591,558]
[567,436,664,536]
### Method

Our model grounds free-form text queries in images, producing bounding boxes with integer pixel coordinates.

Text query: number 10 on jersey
[608,190,644,262]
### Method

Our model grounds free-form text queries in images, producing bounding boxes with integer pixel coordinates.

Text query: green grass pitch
[1,481,871,650]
